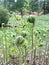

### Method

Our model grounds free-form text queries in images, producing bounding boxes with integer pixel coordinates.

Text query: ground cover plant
[0,13,49,65]
[0,0,49,65]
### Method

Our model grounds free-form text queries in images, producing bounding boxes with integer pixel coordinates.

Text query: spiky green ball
[27,16,35,25]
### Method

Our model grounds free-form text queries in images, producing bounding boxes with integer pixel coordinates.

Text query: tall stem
[31,24,34,65]
[4,30,8,65]
[33,47,36,65]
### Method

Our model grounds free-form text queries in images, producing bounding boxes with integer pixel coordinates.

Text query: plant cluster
[0,7,9,27]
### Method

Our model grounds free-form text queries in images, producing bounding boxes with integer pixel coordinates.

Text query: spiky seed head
[27,16,35,25]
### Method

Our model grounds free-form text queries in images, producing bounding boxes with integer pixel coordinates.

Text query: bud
[27,16,35,26]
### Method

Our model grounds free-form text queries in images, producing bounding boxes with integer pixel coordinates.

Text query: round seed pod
[27,16,35,25]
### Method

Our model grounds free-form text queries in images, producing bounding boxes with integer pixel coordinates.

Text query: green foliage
[16,0,27,10]
[3,0,49,14]
[21,31,27,38]
[22,63,25,65]
[15,0,28,15]
[7,0,15,2]
[4,0,7,7]
[4,0,15,11]
[29,0,38,12]
[7,3,16,11]
[0,13,49,63]
[15,15,22,21]
[0,7,9,26]
[10,47,19,57]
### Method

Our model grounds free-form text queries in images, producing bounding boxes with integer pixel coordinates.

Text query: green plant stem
[33,47,36,65]
[2,27,5,64]
[18,47,22,65]
[31,24,34,65]
[4,30,8,65]
[24,47,27,65]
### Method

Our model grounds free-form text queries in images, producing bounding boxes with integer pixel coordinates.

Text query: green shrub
[0,7,9,27]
